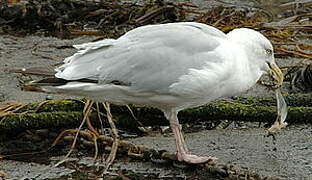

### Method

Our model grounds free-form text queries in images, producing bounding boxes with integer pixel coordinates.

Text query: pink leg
[177,123,189,153]
[165,110,216,164]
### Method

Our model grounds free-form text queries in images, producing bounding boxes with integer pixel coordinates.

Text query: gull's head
[227,28,283,86]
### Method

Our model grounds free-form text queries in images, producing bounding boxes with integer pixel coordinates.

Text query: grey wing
[56,22,228,93]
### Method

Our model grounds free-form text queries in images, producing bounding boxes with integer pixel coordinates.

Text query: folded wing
[55,22,231,95]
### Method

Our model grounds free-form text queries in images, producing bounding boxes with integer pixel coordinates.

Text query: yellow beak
[269,63,284,86]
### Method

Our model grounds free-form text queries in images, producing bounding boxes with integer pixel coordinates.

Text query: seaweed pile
[0,0,189,38]
[1,0,311,59]
[286,64,312,92]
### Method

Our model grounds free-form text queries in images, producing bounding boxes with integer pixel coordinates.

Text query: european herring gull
[29,22,284,164]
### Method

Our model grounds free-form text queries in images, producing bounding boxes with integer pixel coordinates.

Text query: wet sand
[128,125,312,179]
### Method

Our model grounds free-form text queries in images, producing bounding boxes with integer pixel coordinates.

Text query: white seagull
[30,22,283,164]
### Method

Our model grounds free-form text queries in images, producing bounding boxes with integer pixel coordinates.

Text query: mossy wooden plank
[1,101,312,135]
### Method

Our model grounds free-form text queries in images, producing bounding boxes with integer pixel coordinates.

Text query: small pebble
[0,171,7,179]
[35,129,49,137]
[63,135,74,142]
[172,161,190,169]
[45,95,54,100]
[81,139,94,147]
[160,126,170,133]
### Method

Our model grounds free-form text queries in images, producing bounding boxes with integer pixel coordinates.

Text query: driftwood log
[1,94,312,135]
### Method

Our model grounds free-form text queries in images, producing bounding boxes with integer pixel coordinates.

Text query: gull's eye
[265,49,273,55]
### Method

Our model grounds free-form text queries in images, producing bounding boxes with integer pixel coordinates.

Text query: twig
[54,100,93,167]
[101,102,119,175]
[85,100,100,137]
[96,102,105,135]
[135,6,175,24]
[275,47,312,59]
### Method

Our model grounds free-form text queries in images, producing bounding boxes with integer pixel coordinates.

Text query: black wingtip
[34,78,69,86]
[25,78,68,87]
[22,77,100,92]
[21,78,69,92]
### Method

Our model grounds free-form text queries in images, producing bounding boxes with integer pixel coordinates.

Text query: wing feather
[56,22,230,94]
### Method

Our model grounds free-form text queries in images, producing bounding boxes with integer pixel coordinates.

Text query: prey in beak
[266,62,288,139]
[267,62,284,88]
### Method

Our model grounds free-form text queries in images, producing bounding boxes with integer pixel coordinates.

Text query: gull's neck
[225,36,264,93]
[227,30,265,82]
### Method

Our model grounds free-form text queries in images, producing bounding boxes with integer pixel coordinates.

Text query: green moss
[15,99,85,113]
[179,102,276,123]
[0,111,83,132]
